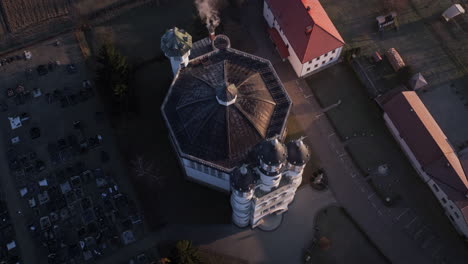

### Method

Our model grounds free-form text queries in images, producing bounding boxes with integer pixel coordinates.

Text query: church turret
[256,137,287,192]
[285,137,310,188]
[160,27,192,75]
[230,164,255,227]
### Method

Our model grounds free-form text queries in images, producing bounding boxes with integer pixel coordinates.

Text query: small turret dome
[231,164,255,192]
[286,137,310,166]
[258,137,287,166]
[161,27,192,57]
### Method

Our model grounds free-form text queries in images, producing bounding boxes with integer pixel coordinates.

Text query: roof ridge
[314,23,345,44]
[233,102,267,138]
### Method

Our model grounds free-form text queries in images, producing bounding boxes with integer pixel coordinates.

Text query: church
[160,28,310,228]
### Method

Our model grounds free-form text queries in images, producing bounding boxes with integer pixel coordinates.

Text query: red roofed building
[383,91,468,238]
[263,0,345,77]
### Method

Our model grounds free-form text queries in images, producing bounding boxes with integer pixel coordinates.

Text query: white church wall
[182,158,230,191]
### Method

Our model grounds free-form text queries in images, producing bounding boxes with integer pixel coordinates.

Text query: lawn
[305,63,413,202]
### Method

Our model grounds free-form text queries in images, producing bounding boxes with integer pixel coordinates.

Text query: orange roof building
[263,0,345,77]
[383,91,468,238]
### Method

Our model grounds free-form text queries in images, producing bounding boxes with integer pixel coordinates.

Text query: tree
[96,43,131,101]
[131,156,164,187]
[157,258,171,264]
[170,240,202,264]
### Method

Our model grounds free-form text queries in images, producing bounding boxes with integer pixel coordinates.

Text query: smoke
[195,0,225,30]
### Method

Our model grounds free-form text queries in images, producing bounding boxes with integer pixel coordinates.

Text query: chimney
[306,6,311,11]
[209,29,216,41]
[208,19,216,41]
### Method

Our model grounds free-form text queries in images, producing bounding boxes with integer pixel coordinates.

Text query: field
[0,0,69,32]
[72,0,127,16]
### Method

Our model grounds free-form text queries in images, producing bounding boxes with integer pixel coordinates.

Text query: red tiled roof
[266,0,344,63]
[267,27,290,59]
[383,91,468,205]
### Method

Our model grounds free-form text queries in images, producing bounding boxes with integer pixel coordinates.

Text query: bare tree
[131,156,164,187]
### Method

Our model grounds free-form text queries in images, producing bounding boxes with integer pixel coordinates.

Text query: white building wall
[427,179,468,237]
[300,46,343,76]
[182,158,230,191]
[285,164,305,188]
[231,189,254,227]
[169,51,190,76]
[263,1,274,28]
[251,185,295,228]
[383,113,468,238]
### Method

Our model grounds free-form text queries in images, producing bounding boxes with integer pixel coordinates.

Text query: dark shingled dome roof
[258,137,287,166]
[162,47,291,169]
[287,139,310,166]
[231,165,255,192]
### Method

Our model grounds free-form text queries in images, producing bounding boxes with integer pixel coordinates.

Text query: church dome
[162,47,291,169]
[287,138,310,166]
[160,27,192,57]
[258,137,287,166]
[231,165,255,192]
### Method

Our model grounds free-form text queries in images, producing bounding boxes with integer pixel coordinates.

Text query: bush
[170,240,202,264]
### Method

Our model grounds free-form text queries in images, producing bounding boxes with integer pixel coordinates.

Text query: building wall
[383,113,468,238]
[251,184,296,227]
[427,179,468,236]
[300,46,342,76]
[168,51,190,75]
[263,2,274,28]
[182,158,230,191]
[263,0,343,77]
